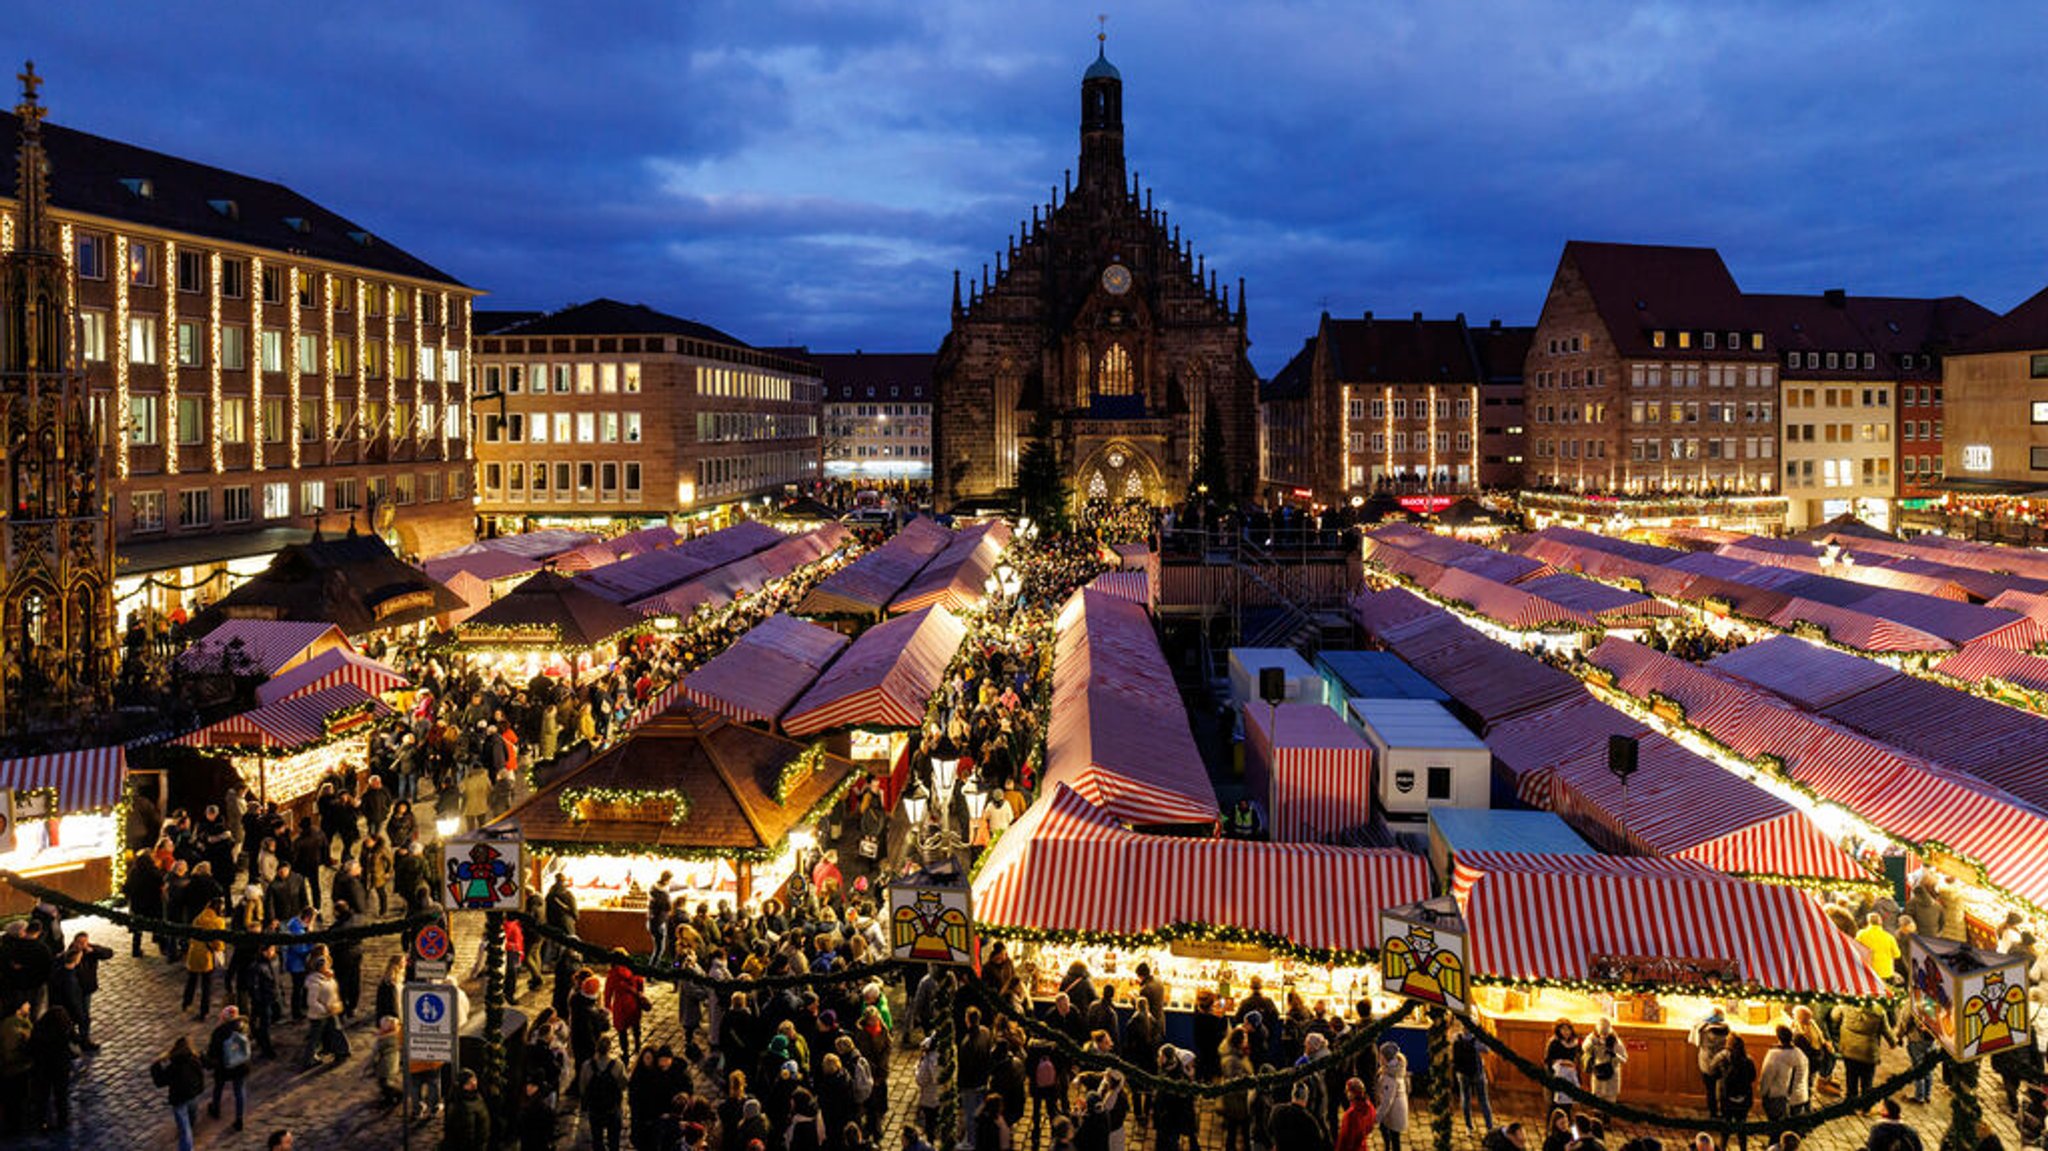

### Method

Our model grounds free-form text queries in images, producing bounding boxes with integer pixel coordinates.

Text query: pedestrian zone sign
[404,981,457,1065]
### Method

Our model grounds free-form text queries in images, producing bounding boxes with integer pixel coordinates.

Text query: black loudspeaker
[1259,666,1286,706]
[1607,734,1639,783]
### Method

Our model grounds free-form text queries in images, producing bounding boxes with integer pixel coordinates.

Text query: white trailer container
[1346,697,1492,819]
[1228,647,1320,713]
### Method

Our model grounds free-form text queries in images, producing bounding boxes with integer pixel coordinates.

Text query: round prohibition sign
[414,924,452,962]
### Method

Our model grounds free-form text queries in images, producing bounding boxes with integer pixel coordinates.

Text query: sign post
[889,861,976,1146]
[403,980,458,1151]
[412,922,453,983]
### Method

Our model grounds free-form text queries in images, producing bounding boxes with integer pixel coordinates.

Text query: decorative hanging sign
[1907,935,2030,1062]
[442,831,524,911]
[1378,896,1471,1016]
[889,862,975,967]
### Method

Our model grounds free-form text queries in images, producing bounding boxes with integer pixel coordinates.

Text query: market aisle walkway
[14,906,2022,1151]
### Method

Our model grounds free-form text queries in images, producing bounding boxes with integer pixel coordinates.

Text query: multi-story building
[1936,287,2048,537]
[812,352,933,478]
[1260,312,1498,507]
[470,299,821,534]
[1838,295,1994,503]
[1750,292,1896,531]
[1,94,479,615]
[1525,242,1781,498]
[1474,318,1533,490]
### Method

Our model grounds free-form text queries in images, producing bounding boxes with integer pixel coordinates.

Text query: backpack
[584,1059,624,1115]
[221,1030,251,1072]
[1034,1053,1059,1090]
[852,1056,874,1103]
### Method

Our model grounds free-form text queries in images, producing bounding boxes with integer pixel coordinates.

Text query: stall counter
[1479,993,1780,1105]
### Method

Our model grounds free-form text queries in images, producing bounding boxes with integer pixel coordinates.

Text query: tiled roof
[486,298,746,344]
[1260,337,1315,401]
[1325,315,1480,383]
[0,111,465,286]
[811,352,935,403]
[1954,283,2048,355]
[1561,241,1758,359]
[1474,323,1534,381]
[474,310,544,335]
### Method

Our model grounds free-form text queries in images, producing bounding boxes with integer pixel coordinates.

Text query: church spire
[15,61,53,254]
[1078,22,1125,197]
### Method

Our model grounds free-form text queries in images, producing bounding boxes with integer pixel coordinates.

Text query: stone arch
[1072,439,1165,511]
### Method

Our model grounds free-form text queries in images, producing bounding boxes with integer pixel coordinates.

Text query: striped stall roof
[1841,535,2048,584]
[431,528,596,564]
[1349,589,1583,731]
[1042,588,1220,827]
[577,523,787,604]
[781,606,967,736]
[172,683,391,750]
[682,614,850,726]
[1765,598,1953,653]
[890,521,1012,614]
[630,524,851,617]
[1429,568,1601,632]
[973,784,1429,954]
[255,647,408,706]
[420,548,544,588]
[800,518,952,616]
[1706,636,1901,709]
[1084,570,1151,611]
[1934,644,2048,695]
[1821,675,2048,813]
[1517,573,1684,623]
[1244,702,1374,843]
[1451,853,1887,997]
[0,746,127,813]
[1365,525,1552,585]
[176,620,352,678]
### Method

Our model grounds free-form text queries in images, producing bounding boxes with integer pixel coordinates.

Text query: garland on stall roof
[510,912,902,992]
[775,742,830,806]
[203,699,385,758]
[958,976,1418,1098]
[0,869,438,945]
[1462,1009,1942,1136]
[974,921,1385,969]
[531,767,856,864]
[558,786,692,826]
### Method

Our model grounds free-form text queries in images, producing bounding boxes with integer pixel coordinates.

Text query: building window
[299,479,325,515]
[261,330,284,373]
[554,462,571,495]
[575,412,595,443]
[295,271,316,308]
[176,249,206,294]
[177,489,210,528]
[624,413,641,443]
[601,413,619,443]
[261,266,284,304]
[576,363,595,394]
[531,462,549,494]
[553,364,572,393]
[128,395,161,445]
[601,461,619,497]
[1370,399,1385,420]
[221,325,246,371]
[131,490,165,532]
[128,316,158,365]
[73,311,106,363]
[394,473,415,505]
[624,462,641,497]
[222,398,248,443]
[263,397,285,444]
[175,397,204,446]
[128,241,155,287]
[296,333,317,373]
[76,233,105,279]
[299,399,321,443]
[222,485,252,524]
[1096,345,1134,396]
[220,258,246,299]
[623,363,641,393]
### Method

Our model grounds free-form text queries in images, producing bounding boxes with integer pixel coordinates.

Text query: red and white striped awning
[800,518,952,616]
[889,521,1012,614]
[1766,598,1952,653]
[974,784,1429,955]
[1430,568,1600,632]
[255,647,409,706]
[1244,702,1373,843]
[780,606,966,736]
[175,620,351,678]
[173,683,390,750]
[1935,644,2048,695]
[0,746,128,813]
[683,614,850,726]
[1084,570,1150,611]
[1041,588,1220,827]
[1452,852,1888,997]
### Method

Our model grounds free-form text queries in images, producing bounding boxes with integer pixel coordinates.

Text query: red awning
[889,521,1012,614]
[1041,588,1219,827]
[1453,852,1888,997]
[800,518,952,616]
[1935,644,2048,695]
[255,647,409,706]
[683,614,850,726]
[781,606,966,735]
[1429,568,1600,632]
[1083,570,1150,611]
[173,683,391,750]
[973,784,1429,955]
[0,746,127,813]
[1244,702,1373,843]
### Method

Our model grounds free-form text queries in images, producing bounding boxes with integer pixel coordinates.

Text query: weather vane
[1098,14,1108,45]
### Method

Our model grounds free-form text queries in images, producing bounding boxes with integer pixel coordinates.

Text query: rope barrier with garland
[957,977,1420,1099]
[513,912,907,993]
[1462,1015,1946,1137]
[2,869,438,946]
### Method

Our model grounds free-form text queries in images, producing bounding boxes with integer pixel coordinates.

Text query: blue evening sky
[18,1,2048,374]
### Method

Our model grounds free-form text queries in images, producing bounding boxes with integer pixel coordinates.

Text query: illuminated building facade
[471,299,821,533]
[812,351,932,478]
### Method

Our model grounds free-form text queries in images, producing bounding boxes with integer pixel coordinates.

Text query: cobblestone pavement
[12,905,2027,1151]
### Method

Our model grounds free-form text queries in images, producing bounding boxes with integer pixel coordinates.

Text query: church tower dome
[1079,35,1124,197]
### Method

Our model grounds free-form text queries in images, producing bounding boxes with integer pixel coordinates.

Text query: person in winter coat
[1220,1029,1258,1151]
[577,1033,629,1151]
[204,1006,252,1131]
[1451,1023,1493,1133]
[604,958,645,1058]
[27,1003,78,1131]
[123,850,165,957]
[1584,1018,1629,1103]
[1712,1035,1759,1151]
[519,1079,559,1151]
[1375,1046,1410,1151]
[301,956,349,1069]
[1268,1080,1331,1151]
[182,901,227,1019]
[366,1016,402,1106]
[1757,1025,1809,1121]
[1334,1077,1379,1151]
[150,1035,208,1151]
[443,1068,493,1151]
[1689,1006,1732,1117]
[1837,1004,1894,1101]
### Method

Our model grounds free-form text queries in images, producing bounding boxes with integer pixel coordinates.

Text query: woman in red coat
[605,956,646,1058]
[1335,1076,1378,1151]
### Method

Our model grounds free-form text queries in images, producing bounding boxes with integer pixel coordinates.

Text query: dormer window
[283,216,311,234]
[209,199,239,220]
[1677,331,1692,349]
[119,177,154,199]
[1651,330,1666,349]
[1750,333,1764,351]
[1703,332,1717,350]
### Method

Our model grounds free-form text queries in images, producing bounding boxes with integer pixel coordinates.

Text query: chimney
[1364,310,1374,323]
[1412,311,1424,323]
[1490,318,1502,331]
[1824,288,1847,308]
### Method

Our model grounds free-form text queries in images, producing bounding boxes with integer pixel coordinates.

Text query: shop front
[0,746,130,914]
[171,683,392,807]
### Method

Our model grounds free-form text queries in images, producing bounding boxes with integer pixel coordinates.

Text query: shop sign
[372,589,437,621]
[1588,953,1740,988]
[1379,898,1471,1016]
[1168,938,1273,964]
[888,882,975,966]
[403,981,457,1065]
[443,833,524,911]
[1907,935,2030,1062]
[1398,495,1458,514]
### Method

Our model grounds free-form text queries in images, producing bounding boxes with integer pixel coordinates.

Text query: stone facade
[933,45,1258,508]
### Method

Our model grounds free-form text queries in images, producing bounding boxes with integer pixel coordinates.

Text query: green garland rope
[958,977,1420,1099]
[1462,1014,1944,1137]
[511,912,904,993]
[2,868,437,946]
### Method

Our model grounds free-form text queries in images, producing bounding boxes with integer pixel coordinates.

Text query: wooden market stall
[0,746,129,914]
[193,527,465,639]
[1243,702,1374,843]
[253,646,409,707]
[797,517,950,619]
[174,619,353,680]
[780,605,966,766]
[171,683,392,806]
[888,520,1012,614]
[682,614,850,728]
[1451,852,1888,1104]
[629,523,852,618]
[493,702,855,951]
[454,570,644,683]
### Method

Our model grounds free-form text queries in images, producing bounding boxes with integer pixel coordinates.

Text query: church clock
[1100,264,1132,296]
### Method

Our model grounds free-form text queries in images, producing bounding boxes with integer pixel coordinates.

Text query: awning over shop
[1516,573,1685,625]
[0,746,128,813]
[1704,635,1898,709]
[1042,588,1219,827]
[630,524,851,617]
[781,606,967,736]
[1934,644,2048,695]
[888,520,1012,614]
[1501,527,1686,587]
[1485,696,1867,884]
[551,525,689,572]
[1366,523,1552,585]
[195,528,466,636]
[973,784,1430,956]
[1082,570,1150,611]
[684,614,850,727]
[457,570,645,650]
[1451,852,1888,997]
[1430,568,1600,632]
[799,518,951,617]
[172,682,391,750]
[435,529,597,564]
[1244,702,1373,843]
[176,620,352,678]
[1349,588,1583,731]
[255,647,408,706]
[575,522,787,603]
[1765,598,1952,653]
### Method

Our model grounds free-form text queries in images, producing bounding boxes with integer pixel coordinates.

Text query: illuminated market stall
[454,570,645,683]
[574,522,786,605]
[254,646,409,706]
[973,784,1431,1033]
[628,523,852,617]
[1450,852,1888,1103]
[682,614,850,727]
[0,746,129,914]
[493,702,855,950]
[888,520,1012,614]
[193,527,465,639]
[781,605,968,768]
[175,619,353,680]
[171,683,392,805]
[798,517,950,619]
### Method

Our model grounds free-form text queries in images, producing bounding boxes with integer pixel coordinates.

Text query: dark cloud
[18,1,2048,374]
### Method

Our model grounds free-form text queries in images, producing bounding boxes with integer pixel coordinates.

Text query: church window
[1124,471,1143,499]
[1098,345,1133,396]
[1087,471,1109,499]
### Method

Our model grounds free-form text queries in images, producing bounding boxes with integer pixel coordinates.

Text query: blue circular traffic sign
[414,924,451,962]
[412,992,446,1025]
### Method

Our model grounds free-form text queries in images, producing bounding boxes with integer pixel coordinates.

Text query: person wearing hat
[205,1005,252,1132]
[570,973,612,1072]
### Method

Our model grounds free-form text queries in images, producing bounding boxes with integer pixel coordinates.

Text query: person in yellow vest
[1855,913,1902,984]
[183,901,227,1021]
